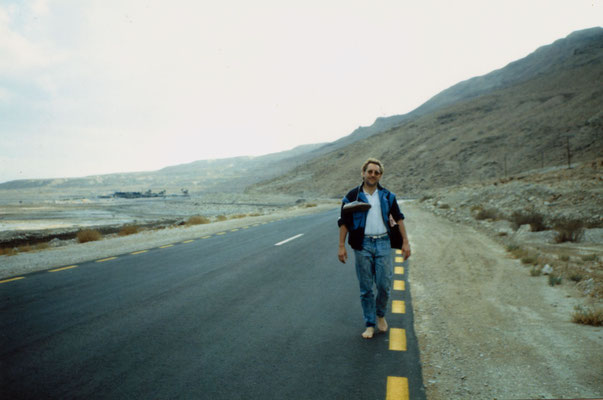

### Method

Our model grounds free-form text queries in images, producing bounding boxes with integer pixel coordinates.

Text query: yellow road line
[392,300,406,314]
[395,249,402,255]
[393,280,405,291]
[394,266,404,275]
[200,235,211,239]
[0,276,25,284]
[131,250,148,255]
[182,240,194,243]
[395,256,404,263]
[386,376,409,400]
[216,232,226,235]
[159,244,174,249]
[231,228,239,232]
[389,328,407,351]
[49,265,78,273]
[96,257,117,263]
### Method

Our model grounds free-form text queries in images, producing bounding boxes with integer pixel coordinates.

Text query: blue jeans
[353,236,394,327]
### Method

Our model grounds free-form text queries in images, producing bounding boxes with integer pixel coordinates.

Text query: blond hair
[361,158,384,175]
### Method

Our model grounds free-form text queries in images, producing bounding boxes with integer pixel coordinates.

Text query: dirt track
[404,203,602,399]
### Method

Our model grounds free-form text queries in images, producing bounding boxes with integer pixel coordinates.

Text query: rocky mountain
[250,27,603,198]
[411,27,603,117]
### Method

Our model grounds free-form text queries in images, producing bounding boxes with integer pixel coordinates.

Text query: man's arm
[396,219,411,259]
[338,224,348,263]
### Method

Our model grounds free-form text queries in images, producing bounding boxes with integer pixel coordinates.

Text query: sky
[0,0,601,183]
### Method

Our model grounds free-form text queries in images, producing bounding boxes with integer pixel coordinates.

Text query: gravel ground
[405,202,603,399]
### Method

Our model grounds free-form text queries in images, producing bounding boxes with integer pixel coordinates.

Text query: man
[338,158,411,339]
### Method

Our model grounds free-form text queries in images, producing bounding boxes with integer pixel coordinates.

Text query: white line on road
[274,234,304,246]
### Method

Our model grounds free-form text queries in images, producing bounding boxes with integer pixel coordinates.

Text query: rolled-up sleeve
[390,195,405,221]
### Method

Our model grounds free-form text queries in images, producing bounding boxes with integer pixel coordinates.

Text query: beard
[363,177,378,187]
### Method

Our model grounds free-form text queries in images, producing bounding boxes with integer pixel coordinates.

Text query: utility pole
[504,153,507,177]
[566,136,572,169]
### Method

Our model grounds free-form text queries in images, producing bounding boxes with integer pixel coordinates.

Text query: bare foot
[377,317,388,332]
[361,327,375,339]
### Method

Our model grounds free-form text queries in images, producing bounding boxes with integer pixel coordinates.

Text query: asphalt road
[1,210,425,399]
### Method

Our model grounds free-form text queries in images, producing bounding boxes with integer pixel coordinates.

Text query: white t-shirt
[364,189,387,235]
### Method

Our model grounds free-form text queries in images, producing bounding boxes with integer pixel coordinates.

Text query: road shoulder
[404,202,602,399]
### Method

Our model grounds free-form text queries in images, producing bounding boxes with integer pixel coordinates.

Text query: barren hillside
[0,143,327,193]
[249,28,603,198]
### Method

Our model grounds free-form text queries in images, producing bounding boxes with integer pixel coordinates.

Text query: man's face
[362,163,382,187]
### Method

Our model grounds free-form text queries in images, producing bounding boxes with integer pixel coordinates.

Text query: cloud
[31,0,49,16]
[0,5,59,74]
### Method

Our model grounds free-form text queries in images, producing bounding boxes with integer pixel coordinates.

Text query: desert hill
[309,27,603,159]
[250,27,603,198]
[0,143,326,194]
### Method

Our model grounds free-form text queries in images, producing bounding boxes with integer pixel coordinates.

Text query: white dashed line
[274,234,304,246]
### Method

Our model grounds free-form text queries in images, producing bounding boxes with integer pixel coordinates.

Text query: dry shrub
[506,244,530,260]
[304,203,317,208]
[77,229,103,243]
[119,224,140,236]
[35,242,50,251]
[569,272,584,282]
[14,242,51,254]
[231,214,247,219]
[215,215,227,222]
[510,210,547,231]
[548,274,562,286]
[438,203,450,209]
[581,254,598,262]
[186,216,210,225]
[0,247,17,256]
[572,305,603,326]
[553,217,585,243]
[248,213,261,217]
[18,244,33,253]
[420,195,433,203]
[474,207,499,221]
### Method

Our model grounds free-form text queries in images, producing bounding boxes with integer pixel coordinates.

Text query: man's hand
[338,224,349,263]
[396,219,411,260]
[338,245,348,263]
[402,242,411,260]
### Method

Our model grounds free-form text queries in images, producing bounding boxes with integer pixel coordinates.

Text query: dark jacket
[338,183,404,250]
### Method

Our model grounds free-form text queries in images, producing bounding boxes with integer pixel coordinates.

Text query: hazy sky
[0,0,601,183]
